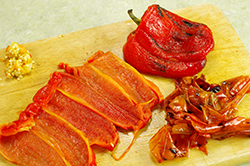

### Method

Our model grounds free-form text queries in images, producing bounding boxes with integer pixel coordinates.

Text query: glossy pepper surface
[149,75,250,163]
[123,4,214,78]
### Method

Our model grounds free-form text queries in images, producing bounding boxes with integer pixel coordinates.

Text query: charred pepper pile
[149,74,250,163]
[123,4,214,78]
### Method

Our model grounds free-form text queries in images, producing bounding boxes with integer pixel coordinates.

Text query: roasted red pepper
[123,4,214,78]
[0,51,163,165]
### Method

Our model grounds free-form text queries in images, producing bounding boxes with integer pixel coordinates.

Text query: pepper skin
[149,75,250,163]
[123,4,214,78]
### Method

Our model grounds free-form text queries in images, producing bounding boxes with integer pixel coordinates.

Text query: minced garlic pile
[4,42,35,80]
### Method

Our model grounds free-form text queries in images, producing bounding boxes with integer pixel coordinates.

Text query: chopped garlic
[4,42,35,79]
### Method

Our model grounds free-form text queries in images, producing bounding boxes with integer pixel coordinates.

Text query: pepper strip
[0,102,96,166]
[58,50,164,160]
[32,71,119,151]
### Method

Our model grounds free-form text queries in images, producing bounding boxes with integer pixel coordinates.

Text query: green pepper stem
[128,9,141,25]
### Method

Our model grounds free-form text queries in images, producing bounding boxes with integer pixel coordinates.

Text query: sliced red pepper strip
[33,72,61,106]
[87,51,164,106]
[33,71,119,151]
[123,4,214,78]
[54,71,143,131]
[0,131,67,166]
[58,51,163,129]
[1,50,163,164]
[86,51,164,125]
[58,51,164,160]
[46,89,119,151]
[0,102,39,137]
[32,109,96,166]
[0,102,96,166]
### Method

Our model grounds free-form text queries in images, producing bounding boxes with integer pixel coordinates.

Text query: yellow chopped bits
[58,34,66,38]
[4,42,35,80]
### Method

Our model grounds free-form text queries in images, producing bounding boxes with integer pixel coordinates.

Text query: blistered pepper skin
[123,4,214,78]
[124,32,207,78]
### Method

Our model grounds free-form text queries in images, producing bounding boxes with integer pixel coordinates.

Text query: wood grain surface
[0,4,250,166]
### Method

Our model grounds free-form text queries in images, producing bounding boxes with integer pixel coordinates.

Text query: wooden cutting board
[1,4,250,166]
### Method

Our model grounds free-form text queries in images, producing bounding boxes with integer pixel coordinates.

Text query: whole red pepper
[123,4,214,78]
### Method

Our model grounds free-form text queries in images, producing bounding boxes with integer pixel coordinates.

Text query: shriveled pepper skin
[123,4,214,78]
